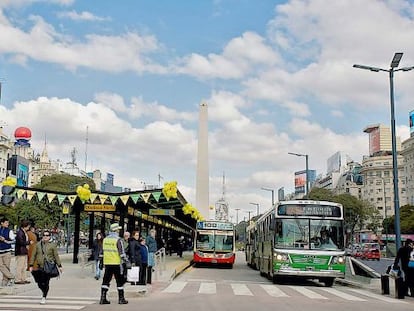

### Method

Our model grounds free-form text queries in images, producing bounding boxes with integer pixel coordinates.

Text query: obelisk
[196,101,210,219]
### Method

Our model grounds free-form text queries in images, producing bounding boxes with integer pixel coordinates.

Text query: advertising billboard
[294,170,306,194]
[410,110,414,137]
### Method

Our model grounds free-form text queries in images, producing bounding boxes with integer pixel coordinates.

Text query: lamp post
[288,152,309,198]
[246,210,253,224]
[235,208,240,224]
[354,52,414,250]
[261,187,275,206]
[250,202,260,217]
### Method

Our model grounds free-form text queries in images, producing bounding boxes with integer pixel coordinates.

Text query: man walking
[14,220,33,284]
[100,223,128,305]
[0,218,15,286]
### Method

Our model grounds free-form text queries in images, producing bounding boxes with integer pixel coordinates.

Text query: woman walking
[92,232,104,280]
[29,230,63,305]
[128,231,141,285]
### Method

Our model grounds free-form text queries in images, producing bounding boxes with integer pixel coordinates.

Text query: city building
[360,124,406,220]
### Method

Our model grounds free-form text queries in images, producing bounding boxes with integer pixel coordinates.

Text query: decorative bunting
[47,193,56,203]
[141,193,151,203]
[152,191,162,202]
[37,192,46,202]
[16,189,25,199]
[68,195,77,205]
[90,193,98,203]
[57,194,66,206]
[120,195,129,205]
[99,195,108,204]
[130,194,141,204]
[26,190,35,201]
[110,196,118,205]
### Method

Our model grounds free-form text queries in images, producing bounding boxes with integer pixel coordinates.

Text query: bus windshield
[196,230,234,251]
[275,219,344,251]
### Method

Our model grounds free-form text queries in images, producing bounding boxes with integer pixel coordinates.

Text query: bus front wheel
[321,278,334,287]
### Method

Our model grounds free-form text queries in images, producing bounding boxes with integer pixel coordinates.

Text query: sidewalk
[0,251,193,299]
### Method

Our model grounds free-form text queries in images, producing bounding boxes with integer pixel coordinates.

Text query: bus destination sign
[277,204,341,217]
[197,221,234,230]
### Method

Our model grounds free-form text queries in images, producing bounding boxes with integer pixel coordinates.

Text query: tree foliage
[308,187,381,235]
[386,205,414,234]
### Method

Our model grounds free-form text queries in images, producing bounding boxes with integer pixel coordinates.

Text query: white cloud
[0,11,165,73]
[57,10,110,22]
[175,31,280,79]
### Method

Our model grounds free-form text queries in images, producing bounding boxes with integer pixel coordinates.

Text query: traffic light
[1,185,16,206]
[1,176,17,206]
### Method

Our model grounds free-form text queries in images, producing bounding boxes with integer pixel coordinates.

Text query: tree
[308,188,381,244]
[387,205,414,234]
[34,173,95,192]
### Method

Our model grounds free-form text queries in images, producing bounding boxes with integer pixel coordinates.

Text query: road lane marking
[260,285,289,297]
[231,283,253,296]
[319,287,366,301]
[162,281,187,293]
[347,288,407,304]
[199,282,216,294]
[288,286,328,299]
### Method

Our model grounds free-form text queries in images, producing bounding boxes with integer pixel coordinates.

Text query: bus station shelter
[14,186,197,263]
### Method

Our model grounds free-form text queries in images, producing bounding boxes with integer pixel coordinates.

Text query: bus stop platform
[0,250,193,299]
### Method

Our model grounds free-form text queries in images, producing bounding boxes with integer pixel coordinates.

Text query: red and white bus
[193,221,235,268]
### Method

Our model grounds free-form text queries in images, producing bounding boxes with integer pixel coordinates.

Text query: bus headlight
[274,253,289,262]
[196,251,205,257]
[332,256,345,264]
[223,253,234,258]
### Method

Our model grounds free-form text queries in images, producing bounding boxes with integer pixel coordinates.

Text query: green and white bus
[247,200,346,287]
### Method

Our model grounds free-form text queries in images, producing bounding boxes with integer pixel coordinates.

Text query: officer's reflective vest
[103,236,121,265]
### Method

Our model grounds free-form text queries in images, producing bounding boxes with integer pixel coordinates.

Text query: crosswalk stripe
[0,303,84,310]
[347,288,407,304]
[0,298,95,304]
[288,286,328,299]
[199,282,216,294]
[319,288,366,301]
[162,281,187,293]
[260,284,289,297]
[231,283,253,296]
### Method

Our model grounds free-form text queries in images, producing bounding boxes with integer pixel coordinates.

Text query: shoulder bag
[41,243,60,278]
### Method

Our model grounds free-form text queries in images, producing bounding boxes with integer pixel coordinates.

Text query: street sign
[149,209,175,216]
[84,204,116,212]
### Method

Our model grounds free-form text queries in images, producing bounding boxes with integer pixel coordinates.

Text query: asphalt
[0,251,407,302]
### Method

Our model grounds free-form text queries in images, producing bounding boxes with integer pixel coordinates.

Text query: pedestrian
[0,217,15,286]
[99,223,128,305]
[145,229,157,284]
[394,239,414,296]
[177,236,185,258]
[26,224,38,271]
[122,231,130,258]
[92,232,104,280]
[29,229,63,305]
[128,230,141,285]
[138,237,148,285]
[14,220,34,284]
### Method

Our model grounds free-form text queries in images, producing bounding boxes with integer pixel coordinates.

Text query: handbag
[43,260,60,278]
[41,242,60,278]
[127,266,140,282]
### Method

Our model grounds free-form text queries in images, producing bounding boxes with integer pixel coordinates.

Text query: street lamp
[354,52,414,250]
[246,210,254,224]
[288,152,309,198]
[261,187,275,206]
[250,202,260,217]
[235,208,240,224]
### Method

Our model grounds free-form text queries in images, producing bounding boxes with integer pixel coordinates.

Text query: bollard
[381,274,390,295]
[394,277,406,299]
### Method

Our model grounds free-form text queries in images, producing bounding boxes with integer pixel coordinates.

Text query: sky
[1,0,414,221]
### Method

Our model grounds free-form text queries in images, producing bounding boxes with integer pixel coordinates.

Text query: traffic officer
[99,223,128,305]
